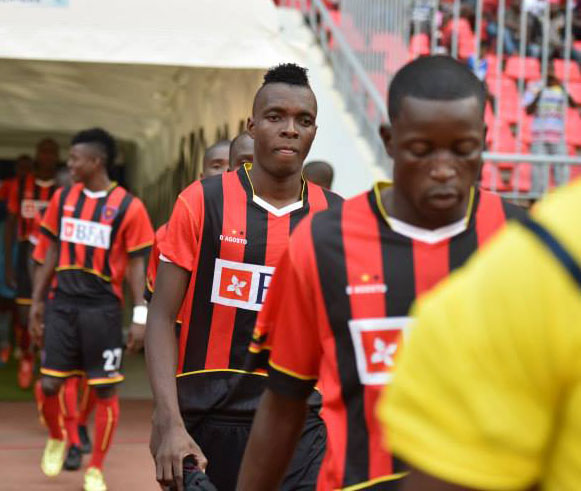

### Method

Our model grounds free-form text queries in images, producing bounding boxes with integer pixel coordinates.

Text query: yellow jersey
[378,179,581,490]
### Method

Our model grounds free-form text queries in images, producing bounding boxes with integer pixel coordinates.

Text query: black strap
[520,216,581,289]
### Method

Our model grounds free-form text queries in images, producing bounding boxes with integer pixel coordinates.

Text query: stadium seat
[518,113,534,144]
[486,77,519,124]
[554,59,581,82]
[409,33,430,59]
[484,54,501,78]
[569,82,581,105]
[566,108,581,146]
[504,56,541,81]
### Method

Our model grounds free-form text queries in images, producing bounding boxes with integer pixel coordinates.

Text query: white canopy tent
[0,0,294,212]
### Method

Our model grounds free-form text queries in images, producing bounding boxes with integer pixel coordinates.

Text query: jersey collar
[35,178,55,187]
[371,181,476,243]
[82,181,117,199]
[239,162,307,216]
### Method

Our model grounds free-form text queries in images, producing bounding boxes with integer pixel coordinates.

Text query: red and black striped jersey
[41,183,154,302]
[252,184,526,491]
[159,165,342,415]
[8,174,57,241]
[144,223,168,302]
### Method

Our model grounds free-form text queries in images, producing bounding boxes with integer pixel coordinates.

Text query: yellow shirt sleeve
[378,221,581,490]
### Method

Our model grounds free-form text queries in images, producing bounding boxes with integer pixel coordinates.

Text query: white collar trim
[83,188,108,199]
[35,179,55,187]
[388,216,468,244]
[252,195,303,217]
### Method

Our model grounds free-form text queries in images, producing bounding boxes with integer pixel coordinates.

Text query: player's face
[230,135,254,171]
[249,83,317,178]
[67,144,100,184]
[383,96,484,228]
[201,146,230,179]
[36,140,59,172]
[15,157,33,177]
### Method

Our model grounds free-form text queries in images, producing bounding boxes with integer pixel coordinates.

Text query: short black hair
[262,63,310,87]
[71,128,117,170]
[388,55,486,121]
[203,139,230,164]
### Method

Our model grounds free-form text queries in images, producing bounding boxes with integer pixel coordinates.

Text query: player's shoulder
[155,222,169,241]
[307,189,370,243]
[305,181,343,210]
[476,188,527,221]
[532,180,581,262]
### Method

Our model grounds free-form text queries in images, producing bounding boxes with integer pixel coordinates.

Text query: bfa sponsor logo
[348,317,411,385]
[60,217,112,249]
[211,259,274,311]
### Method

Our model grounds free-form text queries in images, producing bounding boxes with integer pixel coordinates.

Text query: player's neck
[35,168,54,181]
[248,163,303,209]
[381,186,468,230]
[83,172,112,193]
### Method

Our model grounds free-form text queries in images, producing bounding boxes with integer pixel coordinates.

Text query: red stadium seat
[569,82,581,105]
[487,121,516,152]
[566,108,581,146]
[371,32,405,53]
[518,113,534,144]
[504,56,541,81]
[484,54,501,78]
[486,77,520,124]
[554,59,581,82]
[409,33,430,59]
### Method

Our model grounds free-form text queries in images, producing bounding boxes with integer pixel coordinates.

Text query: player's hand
[151,421,208,491]
[126,322,146,353]
[29,301,44,347]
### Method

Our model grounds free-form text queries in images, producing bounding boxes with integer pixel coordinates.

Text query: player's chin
[270,153,303,175]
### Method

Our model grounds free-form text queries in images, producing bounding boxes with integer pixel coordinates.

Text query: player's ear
[247,117,256,138]
[379,123,394,158]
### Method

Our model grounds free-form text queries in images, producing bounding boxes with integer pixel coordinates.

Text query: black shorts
[16,241,32,305]
[41,296,124,385]
[184,409,326,491]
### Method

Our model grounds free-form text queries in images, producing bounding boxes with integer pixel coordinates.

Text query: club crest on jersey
[211,259,274,311]
[101,205,118,222]
[348,317,411,385]
[60,217,112,249]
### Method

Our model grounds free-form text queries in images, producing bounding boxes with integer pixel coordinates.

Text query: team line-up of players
[7,56,532,491]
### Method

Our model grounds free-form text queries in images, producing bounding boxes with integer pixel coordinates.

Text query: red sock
[62,377,80,447]
[89,394,119,469]
[34,379,46,426]
[78,379,96,426]
[42,393,64,440]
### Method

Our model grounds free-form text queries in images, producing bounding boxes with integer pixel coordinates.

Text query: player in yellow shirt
[379,179,581,491]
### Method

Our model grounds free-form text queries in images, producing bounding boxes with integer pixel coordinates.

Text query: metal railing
[278,0,581,198]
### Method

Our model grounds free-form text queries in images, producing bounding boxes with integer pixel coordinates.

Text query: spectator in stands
[524,62,579,192]
[549,1,581,64]
[302,160,334,189]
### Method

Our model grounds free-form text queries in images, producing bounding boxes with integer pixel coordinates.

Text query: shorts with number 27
[41,296,124,385]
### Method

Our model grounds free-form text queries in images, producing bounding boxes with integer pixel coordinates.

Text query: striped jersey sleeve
[258,216,322,398]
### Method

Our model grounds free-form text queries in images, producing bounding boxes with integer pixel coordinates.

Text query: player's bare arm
[125,254,148,353]
[145,260,207,490]
[237,389,308,491]
[29,239,57,345]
